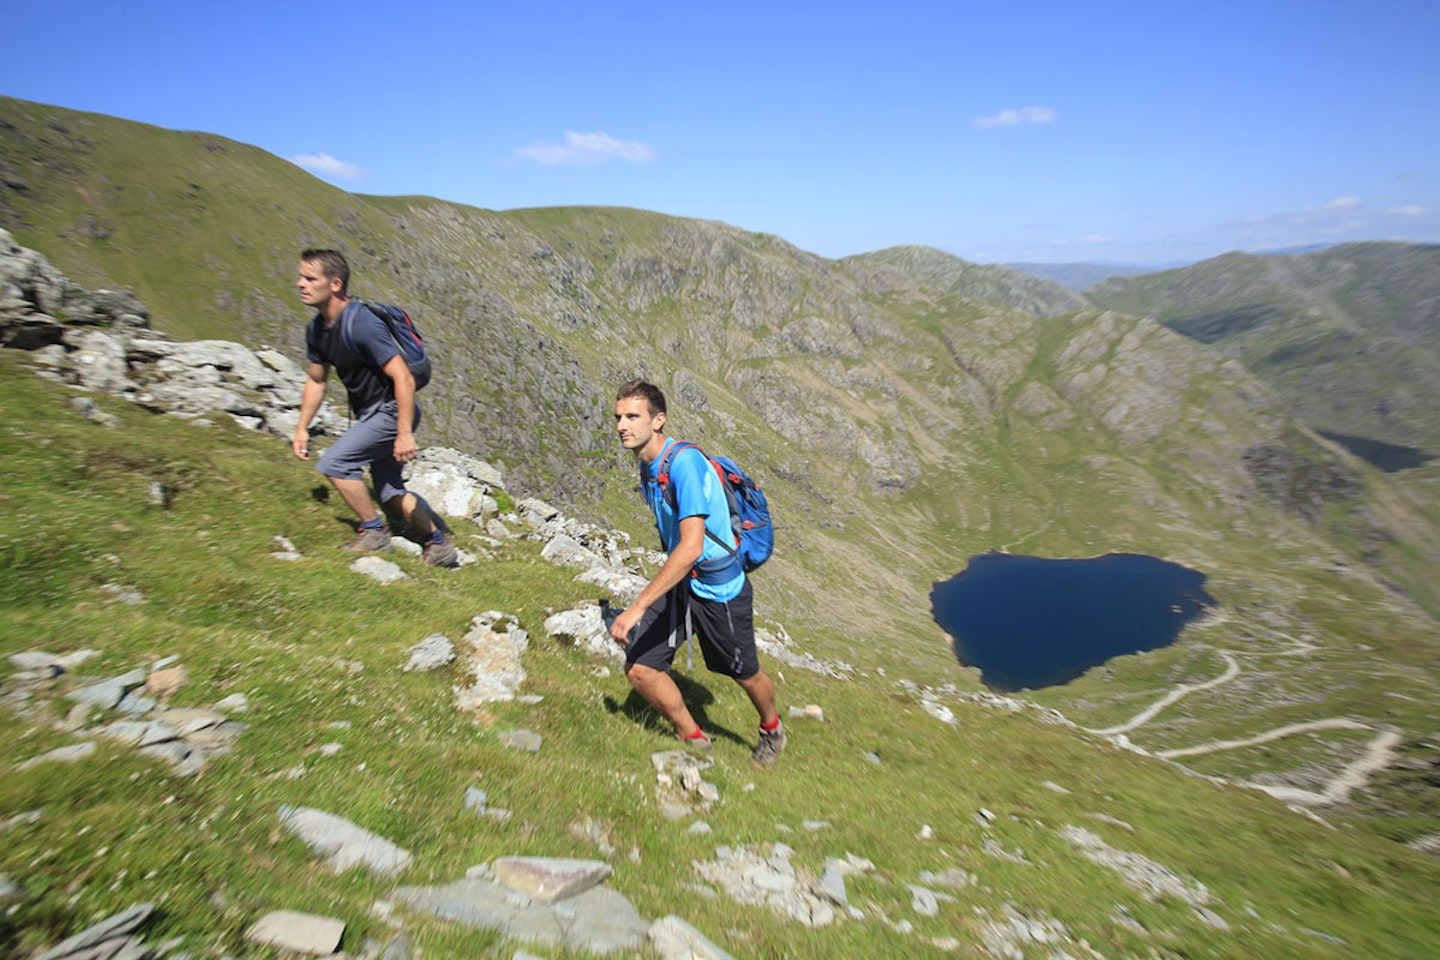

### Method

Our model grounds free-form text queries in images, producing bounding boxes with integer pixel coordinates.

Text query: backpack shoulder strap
[340,300,393,371]
[656,441,740,563]
[339,300,361,359]
[654,440,697,510]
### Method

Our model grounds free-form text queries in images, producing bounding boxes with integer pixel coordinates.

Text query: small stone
[16,742,97,770]
[499,730,542,752]
[492,856,612,904]
[863,752,882,765]
[277,806,413,877]
[33,903,154,960]
[61,701,96,731]
[116,692,157,715]
[649,915,736,960]
[351,556,408,583]
[464,787,488,811]
[908,884,948,917]
[214,693,249,712]
[812,866,848,907]
[9,651,60,671]
[245,910,345,955]
[66,678,127,710]
[403,634,455,672]
[377,931,414,960]
[146,664,189,699]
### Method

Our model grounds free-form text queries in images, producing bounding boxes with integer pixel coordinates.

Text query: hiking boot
[343,526,392,553]
[679,729,713,753]
[422,535,460,568]
[752,722,787,766]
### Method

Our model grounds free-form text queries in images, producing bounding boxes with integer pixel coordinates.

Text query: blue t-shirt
[306,301,402,415]
[643,438,745,602]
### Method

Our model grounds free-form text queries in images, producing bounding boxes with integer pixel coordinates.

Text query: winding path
[1077,625,1403,808]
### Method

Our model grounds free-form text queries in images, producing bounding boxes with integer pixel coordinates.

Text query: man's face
[615,396,664,455]
[296,260,342,308]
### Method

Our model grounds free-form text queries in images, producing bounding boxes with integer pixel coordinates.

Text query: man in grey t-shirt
[291,248,457,567]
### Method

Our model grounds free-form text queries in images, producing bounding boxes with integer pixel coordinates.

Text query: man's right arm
[292,362,329,460]
[609,514,705,645]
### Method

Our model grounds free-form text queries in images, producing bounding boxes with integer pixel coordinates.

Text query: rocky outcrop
[1,228,347,442]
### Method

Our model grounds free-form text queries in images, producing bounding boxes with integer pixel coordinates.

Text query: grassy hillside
[3,93,1440,935]
[4,355,1440,959]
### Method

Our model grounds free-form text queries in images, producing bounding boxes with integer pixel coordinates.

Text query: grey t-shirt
[307,300,401,415]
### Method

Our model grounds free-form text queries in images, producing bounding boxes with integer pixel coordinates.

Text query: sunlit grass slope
[2,357,1439,960]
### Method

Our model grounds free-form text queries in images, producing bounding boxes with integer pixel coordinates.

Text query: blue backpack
[343,301,431,390]
[651,441,774,580]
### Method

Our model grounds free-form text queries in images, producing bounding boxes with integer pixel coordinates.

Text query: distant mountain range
[1086,242,1440,454]
[1002,260,1171,290]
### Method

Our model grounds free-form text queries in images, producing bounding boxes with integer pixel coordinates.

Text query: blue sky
[3,1,1437,265]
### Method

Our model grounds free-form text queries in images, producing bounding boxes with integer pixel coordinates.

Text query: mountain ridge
[3,245,1439,957]
[2,96,1439,855]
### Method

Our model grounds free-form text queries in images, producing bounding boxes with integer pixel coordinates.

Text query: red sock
[681,727,707,740]
[760,716,781,733]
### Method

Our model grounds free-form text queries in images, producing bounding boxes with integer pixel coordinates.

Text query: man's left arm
[609,515,705,645]
[381,354,418,463]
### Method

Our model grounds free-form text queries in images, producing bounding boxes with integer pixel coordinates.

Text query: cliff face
[1086,243,1440,452]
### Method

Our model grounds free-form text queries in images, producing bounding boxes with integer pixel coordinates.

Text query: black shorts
[625,579,759,679]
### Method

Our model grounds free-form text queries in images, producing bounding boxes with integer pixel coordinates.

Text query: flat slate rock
[245,910,345,955]
[34,903,153,960]
[394,876,646,954]
[493,856,611,903]
[17,742,97,770]
[277,805,413,877]
[649,915,736,960]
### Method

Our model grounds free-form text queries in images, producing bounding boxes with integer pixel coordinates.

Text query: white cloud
[291,153,365,181]
[1046,233,1110,247]
[515,131,657,166]
[1231,195,1436,247]
[973,106,1056,129]
[1237,198,1367,232]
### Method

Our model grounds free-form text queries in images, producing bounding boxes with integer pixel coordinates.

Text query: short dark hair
[616,379,667,419]
[301,248,350,295]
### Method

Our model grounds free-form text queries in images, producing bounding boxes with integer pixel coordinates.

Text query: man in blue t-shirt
[609,379,786,765]
[291,249,457,567]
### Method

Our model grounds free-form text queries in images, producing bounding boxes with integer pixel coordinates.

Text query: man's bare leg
[625,663,699,736]
[386,492,437,538]
[329,476,379,522]
[736,668,779,726]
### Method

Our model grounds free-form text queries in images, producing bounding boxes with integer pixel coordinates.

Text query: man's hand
[609,604,645,646]
[394,431,417,464]
[292,428,310,460]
